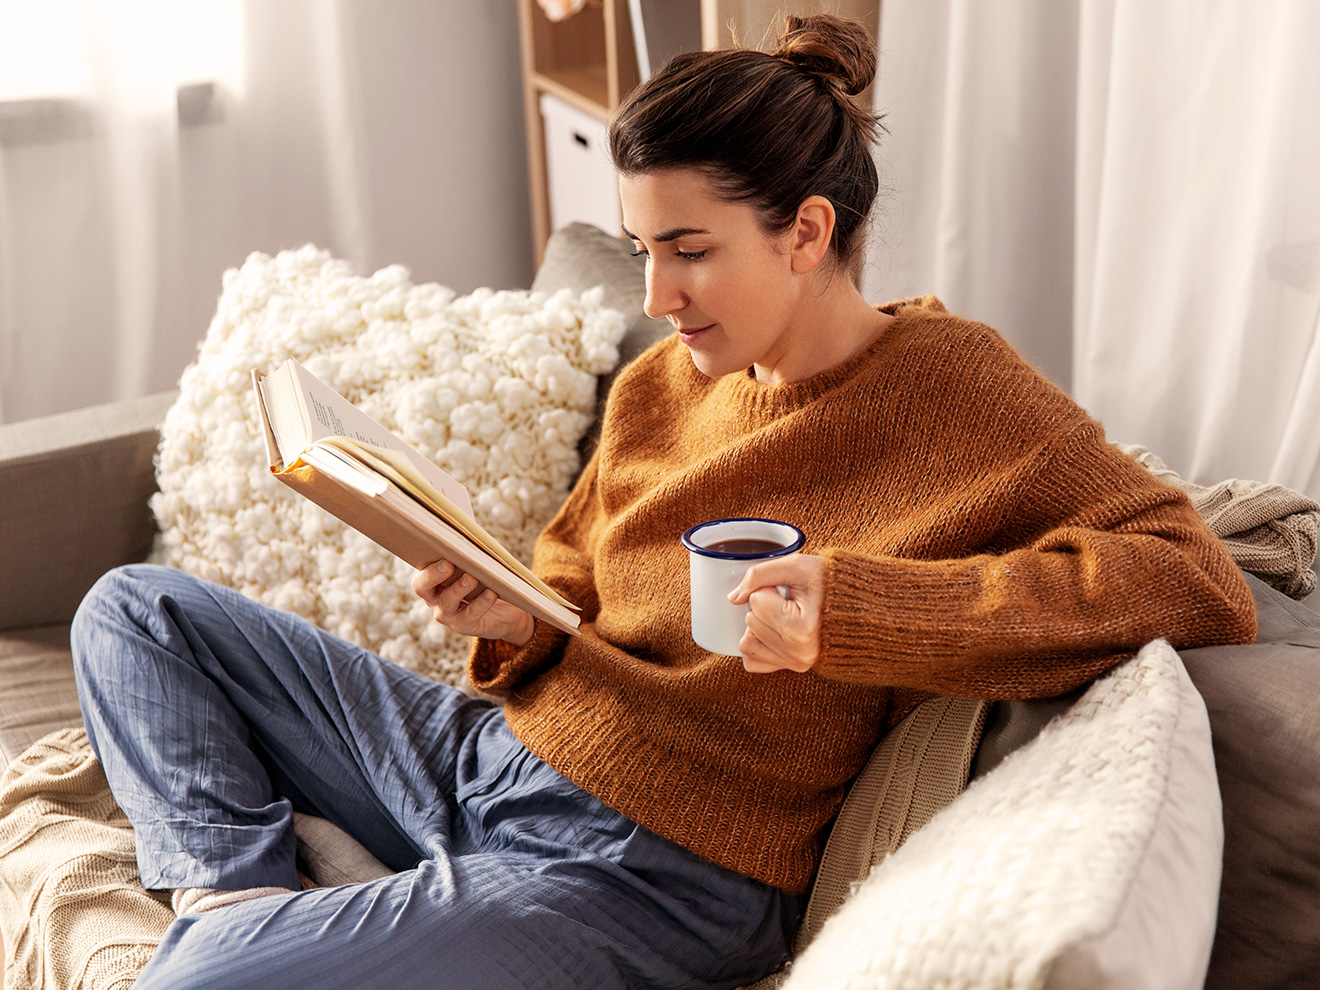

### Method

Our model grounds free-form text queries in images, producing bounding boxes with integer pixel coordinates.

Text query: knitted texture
[149,246,624,685]
[471,296,1256,893]
[1119,443,1320,598]
[777,640,1221,990]
[0,728,173,990]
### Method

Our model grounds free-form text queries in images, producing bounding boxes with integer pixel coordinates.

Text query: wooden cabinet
[519,0,879,262]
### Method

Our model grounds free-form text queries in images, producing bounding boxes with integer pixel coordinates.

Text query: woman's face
[618,168,814,383]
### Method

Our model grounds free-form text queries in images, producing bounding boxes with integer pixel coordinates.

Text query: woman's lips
[676,324,713,345]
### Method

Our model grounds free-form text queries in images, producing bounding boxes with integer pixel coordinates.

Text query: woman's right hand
[412,561,536,647]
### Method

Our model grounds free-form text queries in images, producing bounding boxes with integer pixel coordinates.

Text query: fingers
[739,580,821,674]
[412,559,466,602]
[741,636,813,673]
[435,571,486,620]
[457,586,501,625]
[414,561,485,624]
[413,562,536,646]
[729,554,824,605]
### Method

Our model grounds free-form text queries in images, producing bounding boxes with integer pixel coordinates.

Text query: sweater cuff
[815,548,974,684]
[467,619,568,696]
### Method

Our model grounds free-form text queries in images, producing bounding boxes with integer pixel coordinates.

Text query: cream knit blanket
[1120,443,1320,598]
[0,729,172,990]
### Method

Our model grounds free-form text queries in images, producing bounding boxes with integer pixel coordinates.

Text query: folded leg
[72,563,495,890]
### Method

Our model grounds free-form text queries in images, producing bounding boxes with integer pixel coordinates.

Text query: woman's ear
[789,196,836,274]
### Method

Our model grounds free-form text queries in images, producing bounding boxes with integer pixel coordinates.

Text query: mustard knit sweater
[469,295,1255,894]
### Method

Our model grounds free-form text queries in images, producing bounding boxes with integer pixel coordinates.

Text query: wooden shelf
[520,0,881,262]
[531,67,611,121]
[521,0,641,259]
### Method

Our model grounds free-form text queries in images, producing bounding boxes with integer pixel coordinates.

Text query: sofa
[4,223,1320,990]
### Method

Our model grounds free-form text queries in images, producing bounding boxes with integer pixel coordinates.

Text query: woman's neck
[752,282,893,386]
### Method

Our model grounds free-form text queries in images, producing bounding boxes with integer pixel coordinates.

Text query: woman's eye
[676,250,707,261]
[629,248,648,258]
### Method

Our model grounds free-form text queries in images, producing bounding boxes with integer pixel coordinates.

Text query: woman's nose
[643,264,683,321]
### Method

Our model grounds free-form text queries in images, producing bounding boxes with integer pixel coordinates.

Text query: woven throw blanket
[0,729,172,990]
[1120,444,1320,598]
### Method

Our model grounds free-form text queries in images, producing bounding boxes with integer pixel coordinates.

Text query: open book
[252,359,580,635]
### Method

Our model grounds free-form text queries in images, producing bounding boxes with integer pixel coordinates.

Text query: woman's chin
[686,350,745,380]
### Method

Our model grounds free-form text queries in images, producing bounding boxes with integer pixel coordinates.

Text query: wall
[345,0,533,293]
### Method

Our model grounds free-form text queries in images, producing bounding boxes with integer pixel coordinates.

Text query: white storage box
[540,92,622,237]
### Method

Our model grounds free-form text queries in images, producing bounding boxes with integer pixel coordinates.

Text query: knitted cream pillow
[150,246,624,685]
[782,639,1223,990]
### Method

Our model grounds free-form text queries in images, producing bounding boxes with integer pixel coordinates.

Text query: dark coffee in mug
[702,538,787,555]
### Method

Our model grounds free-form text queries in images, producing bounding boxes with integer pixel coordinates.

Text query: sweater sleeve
[814,423,1257,698]
[467,448,605,696]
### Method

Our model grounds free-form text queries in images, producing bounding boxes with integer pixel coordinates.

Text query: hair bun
[771,13,877,98]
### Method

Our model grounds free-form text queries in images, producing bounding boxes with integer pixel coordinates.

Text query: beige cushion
[0,625,81,767]
[0,728,409,988]
[741,697,988,990]
[0,392,174,630]
[780,641,1223,990]
[0,728,173,990]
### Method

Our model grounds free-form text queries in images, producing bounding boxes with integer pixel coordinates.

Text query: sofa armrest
[0,391,177,631]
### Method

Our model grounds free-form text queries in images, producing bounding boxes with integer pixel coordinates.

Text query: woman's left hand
[728,553,826,674]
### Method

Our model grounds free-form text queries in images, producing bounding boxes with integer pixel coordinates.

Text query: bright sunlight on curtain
[0,0,383,425]
[0,1,244,422]
[870,0,1320,500]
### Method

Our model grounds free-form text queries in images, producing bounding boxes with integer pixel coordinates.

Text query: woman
[72,14,1255,990]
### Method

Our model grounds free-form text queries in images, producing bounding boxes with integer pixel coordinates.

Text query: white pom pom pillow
[150,246,625,685]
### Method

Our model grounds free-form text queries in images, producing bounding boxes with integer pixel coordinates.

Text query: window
[0,0,243,144]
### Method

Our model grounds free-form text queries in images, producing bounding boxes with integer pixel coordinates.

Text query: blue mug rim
[681,517,805,560]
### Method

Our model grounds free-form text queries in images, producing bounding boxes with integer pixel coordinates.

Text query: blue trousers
[71,565,800,990]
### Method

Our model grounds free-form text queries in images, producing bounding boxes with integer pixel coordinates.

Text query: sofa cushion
[149,246,626,686]
[1180,572,1320,990]
[0,391,175,630]
[780,640,1222,990]
[530,221,670,375]
[531,222,672,458]
[966,573,1320,990]
[0,624,81,767]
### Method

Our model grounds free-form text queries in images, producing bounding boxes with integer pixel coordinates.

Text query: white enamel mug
[681,517,806,657]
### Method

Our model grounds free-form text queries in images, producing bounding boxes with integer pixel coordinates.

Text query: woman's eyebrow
[621,225,711,243]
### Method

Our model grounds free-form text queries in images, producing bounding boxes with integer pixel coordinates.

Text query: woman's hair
[608,13,884,277]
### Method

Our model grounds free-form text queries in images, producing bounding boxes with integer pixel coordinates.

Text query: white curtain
[0,0,372,424]
[870,0,1320,498]
[863,0,1080,391]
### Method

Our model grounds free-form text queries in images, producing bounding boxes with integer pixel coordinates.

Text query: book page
[301,445,389,497]
[288,359,474,519]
